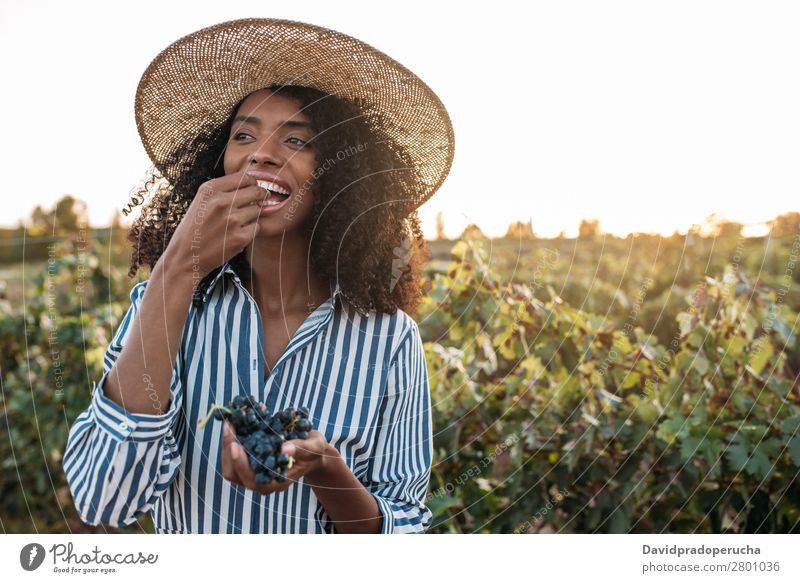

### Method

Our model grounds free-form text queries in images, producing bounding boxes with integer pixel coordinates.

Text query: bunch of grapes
[198,395,315,486]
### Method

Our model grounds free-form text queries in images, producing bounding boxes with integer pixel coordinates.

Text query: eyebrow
[232,115,313,130]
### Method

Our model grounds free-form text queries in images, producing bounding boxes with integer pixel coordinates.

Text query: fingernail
[282,442,295,456]
[232,445,240,460]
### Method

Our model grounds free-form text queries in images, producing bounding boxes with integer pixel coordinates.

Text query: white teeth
[262,198,283,206]
[256,180,290,196]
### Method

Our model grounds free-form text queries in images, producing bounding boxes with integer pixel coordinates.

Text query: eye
[286,136,310,147]
[232,131,252,141]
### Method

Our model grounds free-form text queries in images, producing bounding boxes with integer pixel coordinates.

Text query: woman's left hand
[221,421,332,496]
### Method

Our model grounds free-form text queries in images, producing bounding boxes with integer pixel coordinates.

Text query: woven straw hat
[134,17,455,209]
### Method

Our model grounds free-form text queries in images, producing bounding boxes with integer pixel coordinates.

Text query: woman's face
[223,88,319,235]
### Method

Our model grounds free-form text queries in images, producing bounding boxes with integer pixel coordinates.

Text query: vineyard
[1,218,798,533]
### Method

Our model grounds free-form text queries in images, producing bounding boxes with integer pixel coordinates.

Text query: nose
[247,137,284,167]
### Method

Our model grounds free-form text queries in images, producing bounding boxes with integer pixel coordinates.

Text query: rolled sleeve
[62,280,184,527]
[364,320,434,534]
[90,366,180,442]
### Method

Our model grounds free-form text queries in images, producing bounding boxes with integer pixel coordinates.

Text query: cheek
[293,189,316,218]
[222,144,233,174]
[294,163,320,205]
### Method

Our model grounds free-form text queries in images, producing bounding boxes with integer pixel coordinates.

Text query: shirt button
[119,422,129,431]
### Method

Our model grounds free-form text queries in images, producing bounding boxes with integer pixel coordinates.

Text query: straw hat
[134,17,455,209]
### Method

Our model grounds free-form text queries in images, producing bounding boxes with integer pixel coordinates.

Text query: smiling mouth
[256,180,291,205]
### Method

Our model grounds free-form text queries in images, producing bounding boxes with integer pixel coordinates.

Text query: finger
[233,203,266,227]
[220,422,236,482]
[231,441,259,490]
[221,420,235,448]
[281,441,297,458]
[232,184,270,209]
[282,430,321,461]
[282,464,304,486]
[214,171,258,191]
[214,186,265,215]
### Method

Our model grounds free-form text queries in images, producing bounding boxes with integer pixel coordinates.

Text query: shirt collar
[199,259,342,307]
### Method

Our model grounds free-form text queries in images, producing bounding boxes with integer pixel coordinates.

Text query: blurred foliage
[420,237,799,533]
[1,207,798,533]
[0,232,150,533]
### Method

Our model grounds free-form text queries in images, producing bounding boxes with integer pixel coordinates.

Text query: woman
[62,18,454,534]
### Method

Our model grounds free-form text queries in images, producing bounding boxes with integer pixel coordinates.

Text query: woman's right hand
[167,170,268,278]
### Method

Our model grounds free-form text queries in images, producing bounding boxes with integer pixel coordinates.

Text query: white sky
[1,0,798,238]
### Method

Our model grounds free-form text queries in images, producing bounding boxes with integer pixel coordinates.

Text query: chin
[253,216,306,237]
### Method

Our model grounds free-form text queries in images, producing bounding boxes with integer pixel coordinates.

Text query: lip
[245,170,292,195]
[258,195,292,216]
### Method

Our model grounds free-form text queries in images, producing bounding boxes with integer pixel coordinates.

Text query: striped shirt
[63,260,433,533]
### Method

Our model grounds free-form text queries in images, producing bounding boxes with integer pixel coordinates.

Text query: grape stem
[197,405,233,429]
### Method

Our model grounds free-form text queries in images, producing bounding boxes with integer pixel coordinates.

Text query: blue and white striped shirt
[63,260,433,533]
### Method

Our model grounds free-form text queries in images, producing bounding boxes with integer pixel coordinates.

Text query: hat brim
[134,17,455,209]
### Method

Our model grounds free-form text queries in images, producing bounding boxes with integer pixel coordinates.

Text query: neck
[242,230,329,315]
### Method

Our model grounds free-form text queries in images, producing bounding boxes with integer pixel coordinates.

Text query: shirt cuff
[90,368,179,442]
[371,492,396,534]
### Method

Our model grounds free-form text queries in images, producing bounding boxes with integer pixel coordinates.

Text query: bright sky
[2,0,798,238]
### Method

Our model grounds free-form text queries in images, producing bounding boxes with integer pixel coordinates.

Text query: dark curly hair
[123,85,431,318]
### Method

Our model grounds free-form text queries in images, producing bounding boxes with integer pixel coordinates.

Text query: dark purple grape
[208,398,316,483]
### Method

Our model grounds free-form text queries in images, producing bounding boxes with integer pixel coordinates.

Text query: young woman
[62,18,454,534]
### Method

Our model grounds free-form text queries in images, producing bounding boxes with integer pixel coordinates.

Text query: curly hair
[123,85,431,318]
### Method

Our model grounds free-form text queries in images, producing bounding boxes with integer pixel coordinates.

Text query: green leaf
[769,377,791,398]
[748,336,773,375]
[621,371,641,389]
[688,324,709,349]
[787,435,800,467]
[720,334,747,358]
[677,312,695,337]
[781,415,800,434]
[725,432,780,480]
[680,436,703,460]
[657,414,688,445]
[608,507,630,533]
[692,351,710,375]
[725,434,751,472]
[427,495,462,516]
